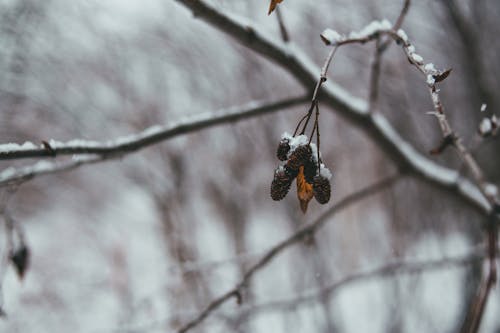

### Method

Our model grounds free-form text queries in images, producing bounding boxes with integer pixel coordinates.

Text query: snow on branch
[173,0,491,216]
[0,97,307,161]
[0,96,307,186]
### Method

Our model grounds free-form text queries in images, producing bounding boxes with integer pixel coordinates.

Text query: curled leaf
[297,166,313,213]
[268,0,284,15]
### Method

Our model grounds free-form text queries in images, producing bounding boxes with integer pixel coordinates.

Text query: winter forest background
[0,0,499,332]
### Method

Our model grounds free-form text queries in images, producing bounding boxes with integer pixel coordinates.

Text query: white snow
[0,166,17,179]
[426,74,435,85]
[49,139,101,148]
[319,164,332,179]
[407,45,415,53]
[280,131,293,141]
[484,183,498,197]
[480,103,487,112]
[424,63,436,73]
[348,19,392,39]
[0,141,38,152]
[286,134,309,154]
[479,118,492,135]
[397,29,408,43]
[411,53,424,64]
[320,28,344,45]
[309,142,320,163]
[491,115,498,125]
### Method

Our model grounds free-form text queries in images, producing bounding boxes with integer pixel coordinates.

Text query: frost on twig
[478,115,498,137]
[321,19,392,46]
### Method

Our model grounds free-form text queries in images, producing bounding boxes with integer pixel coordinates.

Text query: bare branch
[368,37,383,111]
[243,247,490,317]
[177,174,401,333]
[379,0,411,52]
[441,0,497,111]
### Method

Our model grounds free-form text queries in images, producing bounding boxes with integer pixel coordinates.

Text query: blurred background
[0,0,499,332]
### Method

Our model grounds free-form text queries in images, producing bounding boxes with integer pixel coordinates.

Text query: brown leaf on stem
[268,0,284,15]
[297,166,313,213]
[433,68,452,83]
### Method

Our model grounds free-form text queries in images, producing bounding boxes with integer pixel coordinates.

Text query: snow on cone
[313,175,331,204]
[271,167,292,201]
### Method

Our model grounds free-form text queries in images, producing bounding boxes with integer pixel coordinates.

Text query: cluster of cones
[271,134,332,213]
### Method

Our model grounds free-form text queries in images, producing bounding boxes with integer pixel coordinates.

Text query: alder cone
[271,168,292,201]
[303,159,317,184]
[284,165,299,179]
[276,139,290,161]
[286,145,312,171]
[313,175,331,204]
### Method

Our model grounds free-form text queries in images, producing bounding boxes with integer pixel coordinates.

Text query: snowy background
[0,0,499,332]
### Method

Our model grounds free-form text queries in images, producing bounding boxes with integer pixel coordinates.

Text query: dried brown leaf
[297,166,313,213]
[268,0,284,15]
[433,68,452,83]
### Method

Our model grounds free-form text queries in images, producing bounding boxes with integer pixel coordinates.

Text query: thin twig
[112,245,495,333]
[241,246,491,317]
[275,7,289,43]
[369,0,411,110]
[300,46,338,135]
[368,37,383,112]
[177,174,401,333]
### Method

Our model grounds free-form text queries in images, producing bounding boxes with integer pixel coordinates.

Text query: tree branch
[177,174,401,333]
[0,96,307,186]
[172,0,492,218]
[242,247,491,317]
[0,96,307,161]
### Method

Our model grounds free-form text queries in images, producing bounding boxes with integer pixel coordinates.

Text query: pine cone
[276,138,290,161]
[286,144,312,171]
[271,168,292,201]
[313,175,331,204]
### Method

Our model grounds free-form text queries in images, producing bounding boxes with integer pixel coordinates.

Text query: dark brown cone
[313,175,331,204]
[276,139,290,161]
[284,165,299,179]
[286,144,312,171]
[303,159,317,184]
[271,168,292,201]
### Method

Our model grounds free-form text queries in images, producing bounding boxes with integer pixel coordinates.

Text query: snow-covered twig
[0,97,307,186]
[170,3,497,330]
[177,174,401,333]
[173,0,491,218]
[0,97,307,161]
[0,156,104,187]
[321,19,499,333]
